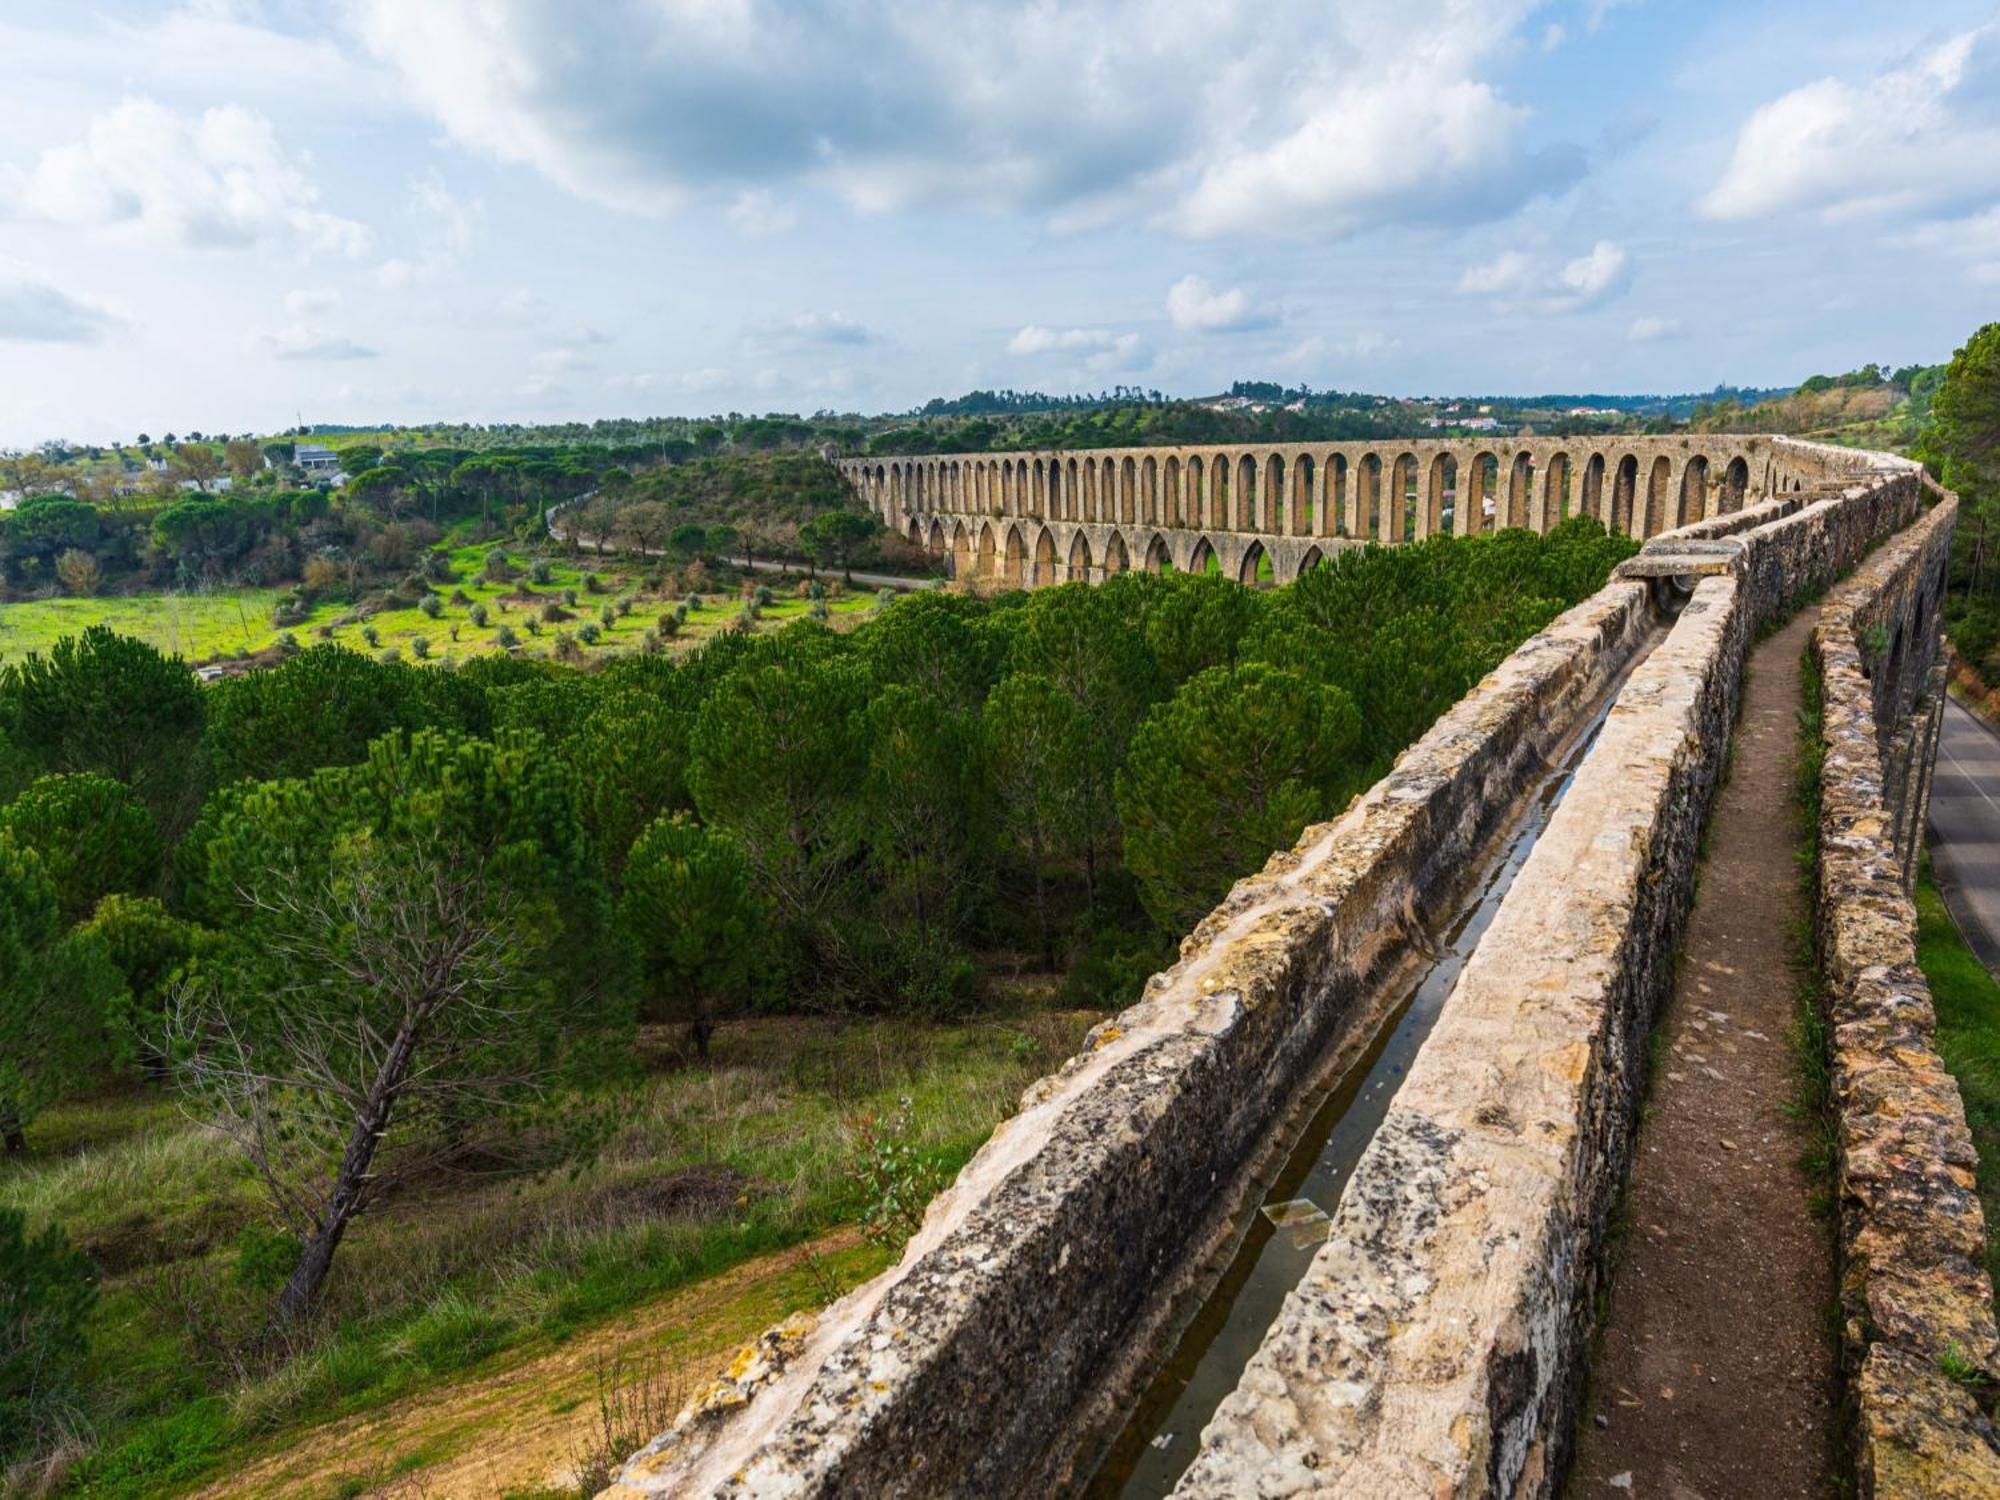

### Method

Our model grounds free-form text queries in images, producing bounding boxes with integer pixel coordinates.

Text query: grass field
[0,541,879,669]
[1,1007,1096,1498]
[1912,862,2000,1290]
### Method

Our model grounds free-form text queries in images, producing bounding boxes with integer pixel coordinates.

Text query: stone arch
[1065,458,1080,521]
[907,514,923,544]
[1239,540,1275,589]
[1143,532,1173,574]
[1265,453,1286,533]
[951,520,972,578]
[1507,452,1533,529]
[1545,453,1573,524]
[1298,545,1325,575]
[1359,453,1383,539]
[1326,454,1348,537]
[1033,526,1059,585]
[1190,536,1220,575]
[1103,532,1130,576]
[1724,456,1750,513]
[1003,523,1028,587]
[1469,452,1500,533]
[1067,530,1093,583]
[1164,456,1183,527]
[1142,455,1159,526]
[1581,453,1607,523]
[1395,452,1420,541]
[1183,456,1204,528]
[928,519,946,556]
[1678,456,1710,528]
[1293,454,1316,535]
[1236,453,1259,531]
[1120,456,1137,524]
[1211,451,1231,530]
[976,522,998,580]
[1611,454,1639,536]
[1644,455,1672,537]
[1428,453,1458,537]
[1043,460,1060,520]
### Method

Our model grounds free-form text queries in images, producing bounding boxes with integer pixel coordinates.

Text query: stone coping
[1813,492,2000,1498]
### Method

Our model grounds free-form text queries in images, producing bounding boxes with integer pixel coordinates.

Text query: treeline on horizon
[14,354,1953,474]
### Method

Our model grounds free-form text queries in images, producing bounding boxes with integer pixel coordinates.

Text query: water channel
[1088,621,1666,1498]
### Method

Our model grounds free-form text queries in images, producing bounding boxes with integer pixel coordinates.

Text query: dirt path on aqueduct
[1569,608,1837,1498]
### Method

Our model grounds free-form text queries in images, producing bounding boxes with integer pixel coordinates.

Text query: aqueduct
[611,438,1996,1499]
[837,435,1805,587]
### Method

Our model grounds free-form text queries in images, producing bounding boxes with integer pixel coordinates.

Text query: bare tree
[168,834,558,1325]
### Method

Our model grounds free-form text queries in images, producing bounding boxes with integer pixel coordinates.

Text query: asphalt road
[1927,697,2000,971]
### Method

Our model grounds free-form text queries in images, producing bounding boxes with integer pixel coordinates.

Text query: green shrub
[530,559,554,585]
[410,636,431,660]
[361,625,379,648]
[599,603,617,629]
[494,624,521,649]
[0,1208,96,1465]
[577,622,602,645]
[418,593,443,619]
[468,602,489,628]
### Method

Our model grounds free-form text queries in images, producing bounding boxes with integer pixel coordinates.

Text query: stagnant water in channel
[1087,628,1662,1500]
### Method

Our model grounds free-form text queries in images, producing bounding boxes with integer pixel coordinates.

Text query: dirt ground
[1569,609,1838,1499]
[188,1229,871,1500]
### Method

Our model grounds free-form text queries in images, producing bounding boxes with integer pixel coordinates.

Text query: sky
[2,0,1999,446]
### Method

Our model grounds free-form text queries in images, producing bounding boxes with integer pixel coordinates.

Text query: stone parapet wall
[1811,491,2000,1498]
[1177,454,1929,1497]
[605,575,1665,1497]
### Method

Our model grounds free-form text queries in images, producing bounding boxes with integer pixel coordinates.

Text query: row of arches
[908,516,1320,589]
[848,444,1759,545]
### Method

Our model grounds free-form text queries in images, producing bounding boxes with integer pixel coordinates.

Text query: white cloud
[1627,315,1684,342]
[1897,204,2000,282]
[0,268,123,343]
[9,97,371,255]
[1553,240,1629,307]
[374,173,477,289]
[1009,325,1131,356]
[1164,274,1268,333]
[1458,239,1630,313]
[727,189,798,237]
[1007,324,1145,372]
[351,0,1580,241]
[246,324,379,360]
[1336,330,1400,358]
[1702,25,2000,224]
[1457,251,1537,298]
[764,312,875,347]
[1173,3,1583,238]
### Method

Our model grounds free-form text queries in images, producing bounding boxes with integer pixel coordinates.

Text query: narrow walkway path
[1570,608,1836,1499]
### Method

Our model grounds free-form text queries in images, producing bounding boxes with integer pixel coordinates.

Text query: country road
[1927,696,2000,971]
